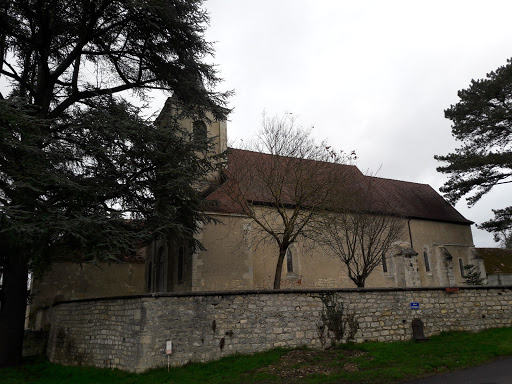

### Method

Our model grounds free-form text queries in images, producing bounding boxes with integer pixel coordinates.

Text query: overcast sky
[184,0,511,248]
[2,1,510,247]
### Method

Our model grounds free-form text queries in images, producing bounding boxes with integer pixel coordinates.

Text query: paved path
[401,356,512,384]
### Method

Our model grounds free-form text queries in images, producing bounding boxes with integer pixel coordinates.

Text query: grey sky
[1,1,509,247]
[188,0,510,247]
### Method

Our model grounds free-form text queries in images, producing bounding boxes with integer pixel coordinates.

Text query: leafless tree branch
[222,113,356,288]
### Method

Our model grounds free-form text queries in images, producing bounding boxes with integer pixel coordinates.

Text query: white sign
[166,340,172,355]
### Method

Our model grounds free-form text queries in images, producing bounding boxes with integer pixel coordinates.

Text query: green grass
[311,327,512,383]
[2,327,512,384]
[0,349,288,384]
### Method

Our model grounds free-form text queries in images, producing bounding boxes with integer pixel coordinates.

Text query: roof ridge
[366,175,430,187]
[227,147,361,169]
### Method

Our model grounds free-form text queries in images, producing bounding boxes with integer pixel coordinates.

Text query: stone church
[28,98,485,323]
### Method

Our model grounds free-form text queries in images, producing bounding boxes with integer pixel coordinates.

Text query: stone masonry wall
[45,287,512,372]
[22,331,49,357]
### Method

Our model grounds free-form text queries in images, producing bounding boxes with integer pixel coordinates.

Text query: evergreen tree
[462,264,485,286]
[0,0,229,366]
[505,232,512,249]
[435,58,512,245]
[479,207,512,248]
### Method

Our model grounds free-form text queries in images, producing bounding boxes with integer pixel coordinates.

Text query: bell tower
[146,97,227,293]
[155,96,227,187]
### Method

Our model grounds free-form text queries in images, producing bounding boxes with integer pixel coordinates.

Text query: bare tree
[318,180,404,288]
[221,114,356,289]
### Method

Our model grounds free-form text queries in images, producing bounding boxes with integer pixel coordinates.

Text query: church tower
[155,96,228,187]
[146,96,228,294]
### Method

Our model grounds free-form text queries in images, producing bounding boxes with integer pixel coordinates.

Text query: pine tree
[462,264,485,285]
[435,58,512,246]
[0,0,229,366]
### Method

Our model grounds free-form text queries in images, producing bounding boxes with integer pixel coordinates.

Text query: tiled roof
[205,148,365,213]
[476,248,512,274]
[204,177,246,214]
[205,148,472,225]
[365,176,472,224]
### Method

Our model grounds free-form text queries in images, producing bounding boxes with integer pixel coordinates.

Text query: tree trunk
[0,248,28,367]
[273,247,287,289]
[349,274,366,288]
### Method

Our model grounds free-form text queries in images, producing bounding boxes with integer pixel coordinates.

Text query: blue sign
[410,302,420,310]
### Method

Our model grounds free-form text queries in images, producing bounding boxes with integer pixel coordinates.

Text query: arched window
[423,251,430,272]
[286,248,293,273]
[459,258,464,277]
[147,261,152,292]
[156,246,166,292]
[382,254,388,273]
[178,245,184,283]
[193,121,207,145]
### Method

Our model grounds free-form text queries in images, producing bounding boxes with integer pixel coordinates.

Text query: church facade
[28,98,485,325]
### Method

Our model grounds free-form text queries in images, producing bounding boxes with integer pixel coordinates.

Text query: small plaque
[166,340,173,355]
[410,302,420,310]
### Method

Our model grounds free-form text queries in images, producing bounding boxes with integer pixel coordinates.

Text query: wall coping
[50,285,512,307]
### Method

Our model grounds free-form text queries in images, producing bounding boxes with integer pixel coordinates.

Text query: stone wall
[23,331,49,357]
[488,274,512,286]
[44,287,512,372]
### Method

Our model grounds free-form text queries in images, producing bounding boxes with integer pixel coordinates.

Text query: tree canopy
[435,58,512,246]
[0,0,229,366]
[0,0,229,120]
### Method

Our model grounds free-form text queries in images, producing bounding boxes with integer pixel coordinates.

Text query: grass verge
[2,327,512,384]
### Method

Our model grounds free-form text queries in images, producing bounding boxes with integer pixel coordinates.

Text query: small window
[178,246,184,283]
[382,254,388,273]
[147,261,152,292]
[459,258,464,277]
[156,246,166,292]
[193,121,207,145]
[286,248,293,273]
[423,251,430,272]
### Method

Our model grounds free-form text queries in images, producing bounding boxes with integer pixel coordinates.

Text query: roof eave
[406,215,474,225]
